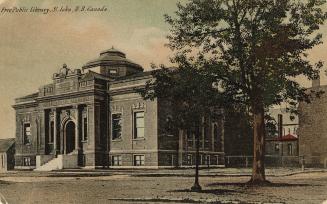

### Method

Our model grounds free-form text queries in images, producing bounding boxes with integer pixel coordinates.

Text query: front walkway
[1,167,325,178]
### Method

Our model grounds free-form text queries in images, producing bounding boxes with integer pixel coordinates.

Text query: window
[165,116,174,136]
[50,121,54,143]
[288,144,293,156]
[214,124,222,151]
[187,129,193,147]
[187,154,192,165]
[293,127,297,135]
[134,155,145,166]
[216,155,220,165]
[134,112,144,139]
[171,155,176,166]
[80,81,87,87]
[23,157,31,166]
[214,124,219,140]
[205,155,210,165]
[111,155,122,166]
[199,136,203,148]
[275,144,280,152]
[109,69,118,74]
[83,117,88,141]
[23,123,31,145]
[1,154,4,168]
[203,124,209,147]
[112,114,122,140]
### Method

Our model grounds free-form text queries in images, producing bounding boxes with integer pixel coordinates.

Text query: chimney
[312,75,320,88]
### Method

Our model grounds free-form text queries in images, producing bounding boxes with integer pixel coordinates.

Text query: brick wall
[298,85,327,167]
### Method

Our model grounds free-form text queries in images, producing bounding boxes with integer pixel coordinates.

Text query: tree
[164,0,326,184]
[224,104,253,157]
[139,61,223,191]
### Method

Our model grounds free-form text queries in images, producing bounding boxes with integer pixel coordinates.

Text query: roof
[80,70,111,81]
[16,92,39,100]
[82,47,143,71]
[280,134,298,141]
[100,47,125,57]
[113,70,153,81]
[15,92,39,104]
[0,138,15,153]
[267,134,298,142]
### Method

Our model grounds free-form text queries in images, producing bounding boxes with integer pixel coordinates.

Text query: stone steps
[34,155,63,171]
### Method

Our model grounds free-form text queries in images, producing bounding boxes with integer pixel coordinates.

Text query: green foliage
[265,112,278,137]
[138,0,327,182]
[164,0,327,111]
[139,59,224,130]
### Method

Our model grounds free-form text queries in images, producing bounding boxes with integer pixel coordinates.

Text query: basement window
[133,155,145,166]
[111,155,122,166]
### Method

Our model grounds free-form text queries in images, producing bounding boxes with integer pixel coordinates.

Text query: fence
[224,155,323,168]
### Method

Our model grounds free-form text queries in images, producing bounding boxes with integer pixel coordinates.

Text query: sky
[0,0,327,139]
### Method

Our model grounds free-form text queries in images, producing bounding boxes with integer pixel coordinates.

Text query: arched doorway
[65,121,75,154]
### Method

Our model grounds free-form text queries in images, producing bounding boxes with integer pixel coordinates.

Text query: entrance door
[65,121,75,154]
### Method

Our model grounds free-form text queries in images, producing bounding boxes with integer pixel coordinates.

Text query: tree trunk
[191,126,202,191]
[249,105,268,184]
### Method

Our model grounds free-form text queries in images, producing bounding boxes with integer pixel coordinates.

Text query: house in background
[0,138,15,172]
[266,134,298,157]
[268,108,299,139]
[265,108,299,166]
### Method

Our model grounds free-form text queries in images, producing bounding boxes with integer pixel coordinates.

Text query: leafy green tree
[139,61,223,191]
[162,0,326,184]
[224,104,253,157]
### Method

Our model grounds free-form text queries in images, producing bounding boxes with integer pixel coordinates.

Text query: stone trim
[110,97,144,102]
[109,149,224,154]
[109,83,145,91]
[109,165,160,169]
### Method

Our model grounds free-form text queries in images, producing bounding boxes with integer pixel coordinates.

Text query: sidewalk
[1,167,325,177]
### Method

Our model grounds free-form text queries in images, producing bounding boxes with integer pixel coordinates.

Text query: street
[0,169,326,204]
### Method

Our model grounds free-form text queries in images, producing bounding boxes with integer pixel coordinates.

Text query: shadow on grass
[169,188,237,195]
[207,182,316,187]
[131,174,188,177]
[107,198,203,203]
[107,197,244,203]
[0,180,13,185]
[46,173,113,177]
[107,188,238,203]
[130,174,250,178]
